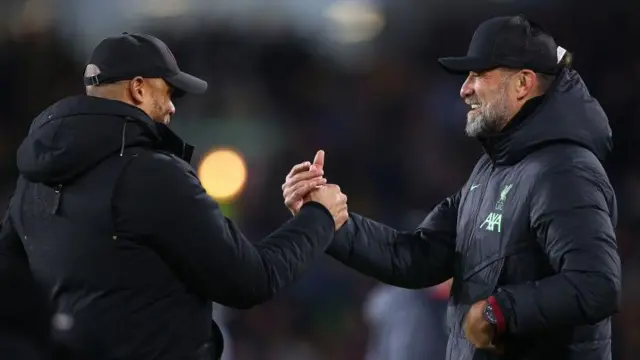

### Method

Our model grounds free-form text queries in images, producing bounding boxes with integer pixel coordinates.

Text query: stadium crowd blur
[1,0,639,359]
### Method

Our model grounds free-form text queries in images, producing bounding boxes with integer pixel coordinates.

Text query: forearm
[118,157,337,309]
[247,202,335,300]
[327,213,453,288]
[213,202,334,308]
[494,269,620,335]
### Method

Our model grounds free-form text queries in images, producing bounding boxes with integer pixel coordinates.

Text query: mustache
[465,97,481,105]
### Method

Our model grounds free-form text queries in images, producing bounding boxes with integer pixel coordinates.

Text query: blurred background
[1,0,639,359]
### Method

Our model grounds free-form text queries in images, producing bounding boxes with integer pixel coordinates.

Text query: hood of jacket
[16,95,194,184]
[481,69,612,165]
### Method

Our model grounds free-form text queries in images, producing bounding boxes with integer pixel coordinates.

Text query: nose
[460,74,474,99]
[168,101,176,116]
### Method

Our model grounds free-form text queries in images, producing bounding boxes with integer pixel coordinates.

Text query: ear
[514,70,536,101]
[128,77,146,105]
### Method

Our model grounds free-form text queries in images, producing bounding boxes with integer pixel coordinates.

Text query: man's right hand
[307,184,349,230]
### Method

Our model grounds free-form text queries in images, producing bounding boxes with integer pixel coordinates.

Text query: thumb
[312,150,325,171]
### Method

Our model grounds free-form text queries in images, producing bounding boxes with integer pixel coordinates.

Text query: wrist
[300,201,334,226]
[485,296,506,334]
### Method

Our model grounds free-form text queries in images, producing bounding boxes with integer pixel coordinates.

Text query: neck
[500,92,544,131]
[86,89,150,119]
[86,85,130,104]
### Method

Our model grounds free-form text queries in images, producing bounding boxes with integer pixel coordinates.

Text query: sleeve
[113,153,336,309]
[0,205,51,345]
[0,207,27,266]
[493,166,621,335]
[326,192,459,288]
[0,204,32,292]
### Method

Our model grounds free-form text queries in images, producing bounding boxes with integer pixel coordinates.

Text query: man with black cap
[0,33,349,359]
[282,15,621,360]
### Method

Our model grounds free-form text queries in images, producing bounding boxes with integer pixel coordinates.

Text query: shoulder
[525,144,609,185]
[123,148,197,179]
[525,145,614,214]
[115,148,202,199]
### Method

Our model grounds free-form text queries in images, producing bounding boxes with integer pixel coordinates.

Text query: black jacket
[327,69,621,360]
[0,95,336,360]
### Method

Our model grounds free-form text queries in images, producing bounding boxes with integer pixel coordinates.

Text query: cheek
[481,88,502,106]
[473,84,489,101]
[154,96,168,111]
[474,90,487,104]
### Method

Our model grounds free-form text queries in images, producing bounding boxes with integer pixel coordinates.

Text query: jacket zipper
[119,120,128,156]
[51,184,63,215]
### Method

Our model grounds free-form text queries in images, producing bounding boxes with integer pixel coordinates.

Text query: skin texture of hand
[281,150,349,230]
[282,150,326,215]
[307,184,349,230]
[463,299,504,354]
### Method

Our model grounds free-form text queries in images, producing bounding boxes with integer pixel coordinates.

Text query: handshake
[281,150,349,230]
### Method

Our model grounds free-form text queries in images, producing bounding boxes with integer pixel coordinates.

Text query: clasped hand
[281,150,348,230]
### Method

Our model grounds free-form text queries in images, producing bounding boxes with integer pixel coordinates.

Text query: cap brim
[437,56,494,74]
[164,71,208,97]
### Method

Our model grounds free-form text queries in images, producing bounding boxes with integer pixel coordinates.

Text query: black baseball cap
[84,32,207,97]
[438,15,564,75]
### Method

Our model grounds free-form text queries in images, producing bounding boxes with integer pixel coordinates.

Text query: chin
[465,118,485,137]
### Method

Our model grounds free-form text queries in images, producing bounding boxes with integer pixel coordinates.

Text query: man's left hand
[282,150,326,215]
[463,299,503,353]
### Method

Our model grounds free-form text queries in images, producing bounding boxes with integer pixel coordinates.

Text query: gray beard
[465,107,505,137]
[464,87,511,138]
